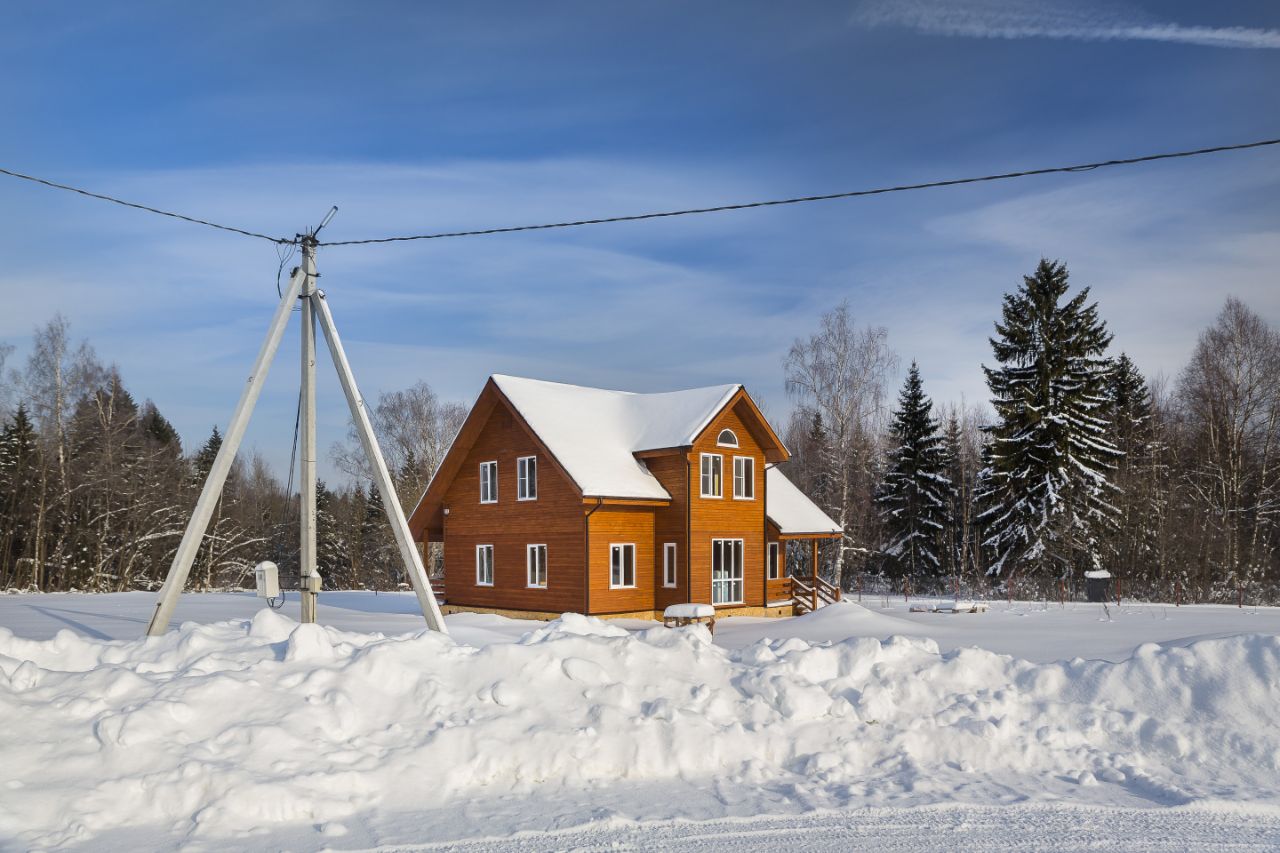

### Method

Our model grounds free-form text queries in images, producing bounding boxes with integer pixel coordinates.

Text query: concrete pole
[299,236,320,623]
[310,289,448,633]
[145,266,307,636]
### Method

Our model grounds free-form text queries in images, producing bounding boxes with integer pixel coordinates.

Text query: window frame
[609,543,636,589]
[732,455,755,500]
[662,542,677,588]
[711,538,744,605]
[475,544,494,587]
[700,452,723,499]
[479,460,498,504]
[526,543,547,588]
[768,541,781,580]
[517,455,538,501]
[716,428,739,448]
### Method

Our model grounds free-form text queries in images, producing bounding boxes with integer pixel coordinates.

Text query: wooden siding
[645,452,689,611]
[441,402,586,614]
[688,399,768,608]
[586,505,656,614]
[765,522,790,602]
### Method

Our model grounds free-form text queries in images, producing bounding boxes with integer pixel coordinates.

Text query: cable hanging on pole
[317,137,1280,246]
[1,138,1277,248]
[0,165,293,245]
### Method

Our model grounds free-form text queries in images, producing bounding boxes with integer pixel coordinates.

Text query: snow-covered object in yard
[664,603,715,619]
[493,374,741,499]
[3,604,1280,848]
[766,465,842,534]
[1085,570,1112,579]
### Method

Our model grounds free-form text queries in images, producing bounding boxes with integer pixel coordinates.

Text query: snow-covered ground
[3,591,1280,851]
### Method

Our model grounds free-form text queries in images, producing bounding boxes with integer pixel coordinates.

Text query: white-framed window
[700,453,723,498]
[717,428,739,447]
[479,460,498,504]
[711,538,744,605]
[610,543,635,588]
[663,542,677,588]
[733,456,755,500]
[517,455,537,501]
[527,544,547,588]
[768,542,781,580]
[476,544,494,586]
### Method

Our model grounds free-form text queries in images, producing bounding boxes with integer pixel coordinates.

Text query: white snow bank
[2,610,1280,848]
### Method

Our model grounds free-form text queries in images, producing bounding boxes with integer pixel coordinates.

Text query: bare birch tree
[785,301,897,588]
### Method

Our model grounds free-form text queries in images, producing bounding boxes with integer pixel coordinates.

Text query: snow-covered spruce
[979,259,1122,581]
[876,362,953,582]
[3,607,1280,847]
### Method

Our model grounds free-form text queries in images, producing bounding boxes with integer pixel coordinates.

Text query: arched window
[717,428,739,448]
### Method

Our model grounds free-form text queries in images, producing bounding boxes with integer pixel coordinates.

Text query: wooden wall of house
[765,522,790,604]
[441,403,586,614]
[586,505,656,614]
[687,399,768,609]
[646,452,689,611]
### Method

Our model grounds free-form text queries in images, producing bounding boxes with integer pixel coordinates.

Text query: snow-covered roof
[493,374,741,500]
[765,466,842,535]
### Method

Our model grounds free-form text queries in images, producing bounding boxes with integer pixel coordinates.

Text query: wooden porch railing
[789,573,841,615]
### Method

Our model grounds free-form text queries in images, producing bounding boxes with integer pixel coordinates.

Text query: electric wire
[316,137,1280,246]
[1,138,1277,248]
[0,165,293,244]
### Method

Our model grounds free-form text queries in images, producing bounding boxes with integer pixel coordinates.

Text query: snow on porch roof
[492,374,741,500]
[766,466,842,535]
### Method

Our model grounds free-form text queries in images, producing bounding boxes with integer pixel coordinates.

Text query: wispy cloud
[854,0,1280,49]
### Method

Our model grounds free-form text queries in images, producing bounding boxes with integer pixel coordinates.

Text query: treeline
[0,315,465,592]
[3,260,1277,604]
[780,260,1280,604]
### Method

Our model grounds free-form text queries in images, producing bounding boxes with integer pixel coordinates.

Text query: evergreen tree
[0,405,39,586]
[875,363,952,582]
[316,480,353,588]
[940,412,966,577]
[1106,353,1163,583]
[194,426,222,480]
[978,259,1121,582]
[140,401,182,455]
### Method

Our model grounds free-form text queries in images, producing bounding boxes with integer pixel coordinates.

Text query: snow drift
[2,602,1279,848]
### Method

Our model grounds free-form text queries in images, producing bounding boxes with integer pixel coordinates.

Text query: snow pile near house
[2,603,1280,848]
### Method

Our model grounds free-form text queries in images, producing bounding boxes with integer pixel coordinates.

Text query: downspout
[584,497,604,615]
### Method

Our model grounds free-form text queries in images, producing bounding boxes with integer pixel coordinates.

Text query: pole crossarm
[310,289,449,633]
[145,266,307,636]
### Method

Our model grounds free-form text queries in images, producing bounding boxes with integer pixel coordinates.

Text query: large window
[711,538,744,604]
[733,456,755,500]
[527,544,547,588]
[517,456,537,501]
[768,542,781,580]
[476,544,494,586]
[610,543,636,588]
[663,543,677,588]
[700,453,723,498]
[479,461,498,504]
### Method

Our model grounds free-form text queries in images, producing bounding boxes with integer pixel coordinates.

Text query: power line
[317,137,1280,246]
[1,137,1277,248]
[0,165,292,245]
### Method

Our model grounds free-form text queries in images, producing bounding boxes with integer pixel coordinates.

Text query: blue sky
[1,0,1277,480]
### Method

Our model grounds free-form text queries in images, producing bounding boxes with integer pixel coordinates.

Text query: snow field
[3,603,1280,849]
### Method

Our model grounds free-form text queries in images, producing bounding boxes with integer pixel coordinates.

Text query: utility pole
[144,207,447,638]
[299,233,320,623]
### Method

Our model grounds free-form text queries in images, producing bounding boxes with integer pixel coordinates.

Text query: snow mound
[1,615,1279,847]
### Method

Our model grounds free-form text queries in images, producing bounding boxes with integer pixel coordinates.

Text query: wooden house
[408,375,842,620]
